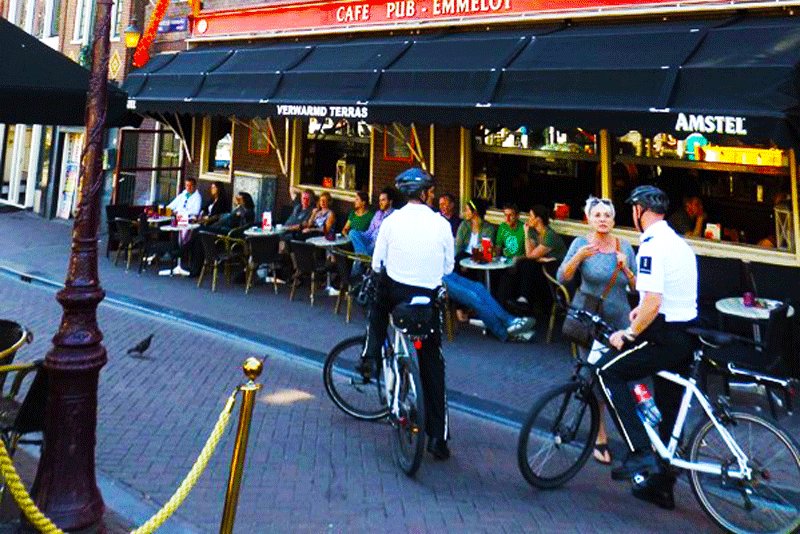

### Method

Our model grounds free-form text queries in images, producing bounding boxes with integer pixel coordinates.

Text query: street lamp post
[30,0,114,529]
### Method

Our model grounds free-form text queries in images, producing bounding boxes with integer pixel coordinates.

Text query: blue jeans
[443,272,515,341]
[349,230,374,277]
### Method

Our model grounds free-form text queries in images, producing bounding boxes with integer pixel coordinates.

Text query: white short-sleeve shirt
[636,219,698,322]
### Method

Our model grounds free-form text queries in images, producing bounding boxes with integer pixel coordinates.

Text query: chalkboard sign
[233,172,277,217]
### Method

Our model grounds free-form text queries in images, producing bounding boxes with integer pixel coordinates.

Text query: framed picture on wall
[248,118,271,155]
[383,124,414,162]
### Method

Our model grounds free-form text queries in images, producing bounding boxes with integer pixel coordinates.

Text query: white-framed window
[72,0,92,44]
[110,0,122,41]
[199,117,233,181]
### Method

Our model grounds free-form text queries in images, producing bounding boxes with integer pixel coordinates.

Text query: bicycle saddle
[392,298,436,337]
[686,327,755,348]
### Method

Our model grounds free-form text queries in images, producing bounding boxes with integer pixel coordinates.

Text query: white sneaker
[506,317,535,335]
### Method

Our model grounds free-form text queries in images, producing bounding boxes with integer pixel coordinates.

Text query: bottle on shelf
[633,383,662,427]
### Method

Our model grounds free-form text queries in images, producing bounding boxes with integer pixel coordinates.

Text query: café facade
[121,0,800,304]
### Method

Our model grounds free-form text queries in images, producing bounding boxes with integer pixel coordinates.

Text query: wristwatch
[623,327,637,340]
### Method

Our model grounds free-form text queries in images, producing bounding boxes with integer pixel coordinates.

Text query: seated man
[668,195,705,238]
[444,271,534,342]
[282,188,315,241]
[166,177,202,219]
[350,187,395,277]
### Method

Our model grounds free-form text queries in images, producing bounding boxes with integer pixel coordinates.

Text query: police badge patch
[639,256,652,274]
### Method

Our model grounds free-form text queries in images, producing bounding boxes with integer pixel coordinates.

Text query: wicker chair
[197,231,247,292]
[541,262,577,358]
[287,240,327,305]
[113,218,143,271]
[330,246,369,322]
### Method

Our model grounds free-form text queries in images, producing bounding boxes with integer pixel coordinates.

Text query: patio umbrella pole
[29,0,113,530]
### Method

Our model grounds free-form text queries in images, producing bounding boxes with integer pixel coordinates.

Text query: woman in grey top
[558,196,636,466]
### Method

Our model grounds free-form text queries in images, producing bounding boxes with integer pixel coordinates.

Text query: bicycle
[517,308,800,534]
[324,276,438,477]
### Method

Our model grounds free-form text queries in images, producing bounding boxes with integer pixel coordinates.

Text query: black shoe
[354,358,373,382]
[631,472,676,510]
[427,437,451,461]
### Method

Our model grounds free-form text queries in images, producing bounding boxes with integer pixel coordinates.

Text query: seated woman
[208,191,256,235]
[200,181,231,226]
[455,198,496,264]
[443,271,534,342]
[302,192,336,237]
[342,191,374,237]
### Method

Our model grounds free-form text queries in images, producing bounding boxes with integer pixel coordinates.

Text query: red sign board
[191,0,782,39]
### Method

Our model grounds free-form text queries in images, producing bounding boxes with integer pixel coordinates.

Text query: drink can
[481,237,492,261]
[743,292,755,307]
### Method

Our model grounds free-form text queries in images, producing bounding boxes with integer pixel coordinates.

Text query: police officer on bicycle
[364,168,455,460]
[598,185,698,509]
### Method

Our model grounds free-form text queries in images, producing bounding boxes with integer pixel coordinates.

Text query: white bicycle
[518,309,800,533]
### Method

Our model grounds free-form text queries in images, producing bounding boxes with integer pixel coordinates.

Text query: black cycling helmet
[626,185,669,214]
[395,167,434,199]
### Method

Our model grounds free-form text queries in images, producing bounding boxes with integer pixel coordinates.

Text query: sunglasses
[588,198,613,208]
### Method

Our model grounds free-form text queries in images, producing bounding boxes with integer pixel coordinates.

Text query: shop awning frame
[124,15,800,146]
[0,17,135,127]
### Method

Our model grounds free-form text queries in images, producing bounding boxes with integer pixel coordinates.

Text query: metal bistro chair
[245,234,283,294]
[0,359,47,504]
[330,245,369,323]
[0,321,32,391]
[197,231,247,292]
[136,213,177,275]
[541,262,577,358]
[113,218,143,271]
[288,240,327,306]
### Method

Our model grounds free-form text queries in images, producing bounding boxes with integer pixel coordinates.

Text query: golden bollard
[220,357,263,534]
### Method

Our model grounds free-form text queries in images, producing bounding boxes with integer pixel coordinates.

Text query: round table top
[715,297,795,320]
[159,223,200,232]
[459,257,514,270]
[147,216,171,224]
[307,235,350,247]
[244,226,287,237]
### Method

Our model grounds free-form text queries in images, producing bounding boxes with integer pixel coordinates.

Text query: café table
[459,256,514,291]
[244,226,287,238]
[158,223,200,276]
[307,234,351,296]
[147,215,172,225]
[715,296,795,343]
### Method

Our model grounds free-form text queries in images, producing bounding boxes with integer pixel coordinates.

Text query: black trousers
[596,316,696,453]
[365,275,448,441]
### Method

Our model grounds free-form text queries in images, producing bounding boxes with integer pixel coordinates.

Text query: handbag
[561,239,622,348]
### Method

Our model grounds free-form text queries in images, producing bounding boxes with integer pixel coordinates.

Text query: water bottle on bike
[633,384,661,427]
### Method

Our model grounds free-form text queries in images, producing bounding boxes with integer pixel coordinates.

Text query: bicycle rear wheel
[517,381,599,489]
[688,411,800,534]
[391,349,426,477]
[323,336,389,421]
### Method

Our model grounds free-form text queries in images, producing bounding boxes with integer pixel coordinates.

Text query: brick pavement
[0,274,718,533]
[0,210,796,532]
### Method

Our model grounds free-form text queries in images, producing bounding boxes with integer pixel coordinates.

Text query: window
[610,131,794,252]
[300,119,370,191]
[49,0,62,37]
[200,117,233,176]
[110,0,122,40]
[9,0,30,29]
[35,0,62,39]
[472,125,599,219]
[72,0,92,43]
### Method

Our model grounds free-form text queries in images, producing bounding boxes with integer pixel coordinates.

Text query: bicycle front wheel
[517,381,599,489]
[391,350,426,477]
[323,336,389,421]
[688,411,800,534]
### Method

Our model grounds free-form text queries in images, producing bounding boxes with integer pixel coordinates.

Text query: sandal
[592,443,612,465]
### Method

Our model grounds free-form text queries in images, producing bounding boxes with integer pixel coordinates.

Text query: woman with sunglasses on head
[557,196,636,466]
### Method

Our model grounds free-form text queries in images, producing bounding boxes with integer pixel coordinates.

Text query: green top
[496,222,526,258]
[527,225,568,263]
[455,219,497,255]
[347,209,375,232]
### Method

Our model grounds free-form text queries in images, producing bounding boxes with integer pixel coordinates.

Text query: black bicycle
[517,309,800,533]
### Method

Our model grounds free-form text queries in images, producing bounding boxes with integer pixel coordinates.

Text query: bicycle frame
[642,351,753,481]
[381,322,414,419]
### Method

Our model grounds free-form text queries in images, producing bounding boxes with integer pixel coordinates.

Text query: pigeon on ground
[127,334,154,359]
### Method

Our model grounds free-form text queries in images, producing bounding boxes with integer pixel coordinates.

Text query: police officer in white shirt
[166,177,202,218]
[364,168,455,460]
[597,185,698,510]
